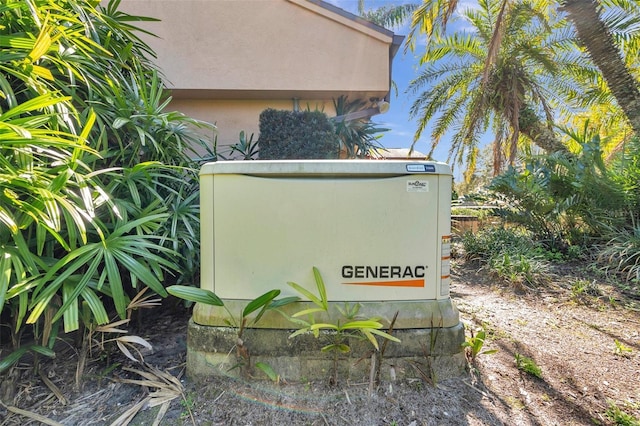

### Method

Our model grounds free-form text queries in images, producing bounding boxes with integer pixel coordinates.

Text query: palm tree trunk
[561,0,640,136]
[518,106,566,153]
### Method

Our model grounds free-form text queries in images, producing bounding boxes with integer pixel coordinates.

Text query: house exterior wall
[114,0,397,156]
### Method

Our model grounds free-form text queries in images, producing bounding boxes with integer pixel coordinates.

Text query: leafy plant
[461,227,550,288]
[515,353,542,378]
[408,315,444,388]
[330,95,388,158]
[255,362,281,384]
[613,339,633,358]
[570,279,601,302]
[180,392,196,420]
[605,401,640,426]
[489,139,632,252]
[286,267,400,385]
[462,327,498,364]
[229,131,260,160]
[599,226,640,284]
[0,0,211,378]
[167,285,297,377]
[461,227,536,262]
[487,252,548,289]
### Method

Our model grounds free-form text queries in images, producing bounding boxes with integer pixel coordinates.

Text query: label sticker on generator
[440,235,451,296]
[406,180,429,192]
[406,164,436,173]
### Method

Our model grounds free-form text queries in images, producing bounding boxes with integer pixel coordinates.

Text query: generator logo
[406,180,429,192]
[341,265,427,287]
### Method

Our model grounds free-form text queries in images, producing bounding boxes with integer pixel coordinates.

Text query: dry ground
[1,260,639,426]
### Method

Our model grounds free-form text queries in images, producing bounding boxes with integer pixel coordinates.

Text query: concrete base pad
[193,299,462,329]
[187,320,466,382]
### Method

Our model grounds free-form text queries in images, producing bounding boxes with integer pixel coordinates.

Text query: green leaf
[167,285,224,306]
[0,344,55,374]
[0,347,28,374]
[268,296,299,309]
[0,252,11,316]
[367,328,401,342]
[321,344,350,353]
[16,292,28,333]
[287,281,324,309]
[27,244,100,325]
[341,320,384,330]
[242,289,280,318]
[61,281,80,333]
[31,345,56,358]
[110,247,168,298]
[80,286,109,326]
[288,327,311,339]
[309,323,339,331]
[312,267,328,310]
[255,362,279,382]
[28,24,52,62]
[361,329,380,350]
[104,250,127,319]
[113,117,130,129]
[52,252,104,330]
[291,307,327,318]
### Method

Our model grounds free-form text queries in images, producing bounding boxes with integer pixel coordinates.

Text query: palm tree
[398,0,640,143]
[408,0,568,177]
[560,0,640,136]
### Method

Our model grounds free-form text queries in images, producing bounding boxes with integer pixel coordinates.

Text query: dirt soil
[1,260,639,426]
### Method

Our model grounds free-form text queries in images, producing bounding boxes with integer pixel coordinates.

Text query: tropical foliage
[0,0,213,369]
[489,138,626,248]
[488,135,640,284]
[331,96,389,158]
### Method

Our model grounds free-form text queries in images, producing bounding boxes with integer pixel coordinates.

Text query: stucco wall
[116,0,392,96]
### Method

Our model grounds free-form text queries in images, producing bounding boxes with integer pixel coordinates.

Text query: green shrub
[461,227,536,261]
[488,134,640,286]
[258,109,340,159]
[605,401,640,426]
[451,207,492,220]
[598,225,640,283]
[489,139,628,252]
[461,227,550,287]
[595,137,640,285]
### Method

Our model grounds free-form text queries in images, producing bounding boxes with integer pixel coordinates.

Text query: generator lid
[200,160,451,177]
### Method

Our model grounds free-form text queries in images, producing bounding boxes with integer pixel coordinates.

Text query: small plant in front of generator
[286,267,400,385]
[167,285,297,377]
